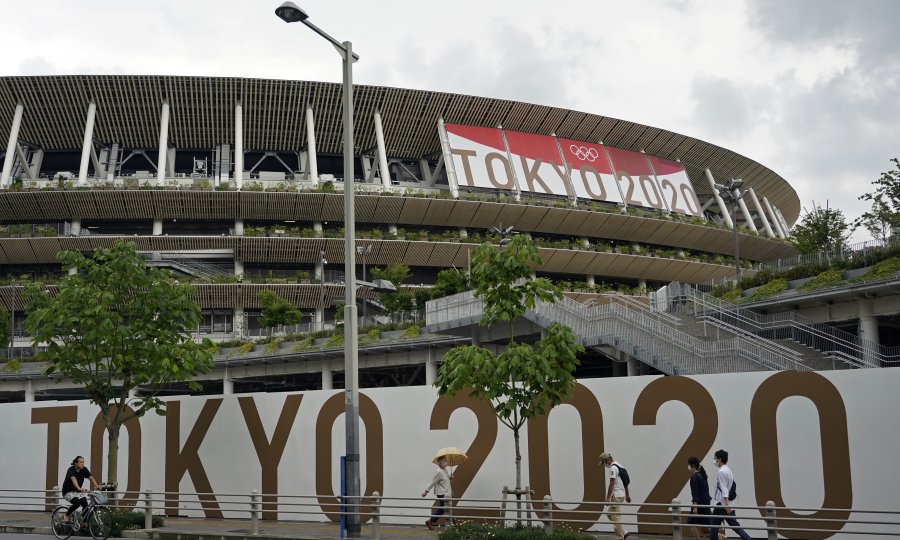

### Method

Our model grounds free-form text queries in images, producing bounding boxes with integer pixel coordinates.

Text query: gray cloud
[690,75,752,139]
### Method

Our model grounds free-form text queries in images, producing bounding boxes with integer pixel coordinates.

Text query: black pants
[710,505,751,540]
[429,495,446,523]
[66,496,88,516]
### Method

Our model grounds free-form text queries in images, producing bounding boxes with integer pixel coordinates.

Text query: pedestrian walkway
[0,510,653,539]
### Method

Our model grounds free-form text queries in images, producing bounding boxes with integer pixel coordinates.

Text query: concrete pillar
[70,219,81,237]
[29,148,44,180]
[626,358,639,377]
[1,103,24,187]
[735,189,757,233]
[748,188,775,238]
[152,219,163,236]
[223,372,234,395]
[458,227,468,239]
[313,221,323,238]
[762,197,785,238]
[859,302,880,366]
[420,159,434,186]
[582,237,591,249]
[24,380,35,402]
[374,109,391,189]
[234,101,243,189]
[586,275,595,287]
[156,100,170,186]
[315,258,325,332]
[68,266,78,276]
[704,169,733,229]
[425,359,437,387]
[234,305,245,337]
[305,103,319,186]
[638,279,647,290]
[388,224,398,236]
[774,206,791,237]
[234,260,244,279]
[321,360,333,390]
[234,219,244,236]
[78,101,97,185]
[437,117,460,198]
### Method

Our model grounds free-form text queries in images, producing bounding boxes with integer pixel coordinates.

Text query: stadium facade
[0,75,804,398]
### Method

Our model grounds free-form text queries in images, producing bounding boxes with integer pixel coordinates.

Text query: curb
[0,526,326,540]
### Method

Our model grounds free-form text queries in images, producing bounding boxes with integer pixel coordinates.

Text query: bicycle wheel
[50,506,73,540]
[88,505,113,540]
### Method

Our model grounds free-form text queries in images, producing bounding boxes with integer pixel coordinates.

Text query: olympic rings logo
[570,145,599,162]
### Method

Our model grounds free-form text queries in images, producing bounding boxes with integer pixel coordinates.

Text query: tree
[371,262,414,312]
[258,290,302,328]
[430,268,471,300]
[433,235,583,498]
[24,241,214,488]
[858,158,900,242]
[790,202,854,255]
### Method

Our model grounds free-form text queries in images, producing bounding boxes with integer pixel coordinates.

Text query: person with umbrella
[421,447,466,530]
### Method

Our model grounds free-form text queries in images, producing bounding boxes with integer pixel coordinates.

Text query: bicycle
[50,484,114,540]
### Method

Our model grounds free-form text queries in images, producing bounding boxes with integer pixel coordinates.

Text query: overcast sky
[1,0,897,240]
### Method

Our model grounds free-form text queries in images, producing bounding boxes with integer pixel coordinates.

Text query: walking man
[599,451,631,540]
[710,449,751,540]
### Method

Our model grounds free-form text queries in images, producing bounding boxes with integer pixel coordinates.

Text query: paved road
[0,534,56,540]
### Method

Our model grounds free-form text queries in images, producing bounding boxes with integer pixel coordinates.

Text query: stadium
[0,74,816,399]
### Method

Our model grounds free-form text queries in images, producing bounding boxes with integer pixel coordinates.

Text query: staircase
[143,256,230,280]
[426,291,810,376]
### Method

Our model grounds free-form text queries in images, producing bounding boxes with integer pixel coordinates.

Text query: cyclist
[61,456,100,524]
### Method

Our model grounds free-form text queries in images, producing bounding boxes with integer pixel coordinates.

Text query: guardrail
[1,487,898,538]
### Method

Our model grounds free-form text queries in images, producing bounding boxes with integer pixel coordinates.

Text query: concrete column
[78,101,97,185]
[24,380,35,402]
[704,169,733,229]
[762,196,785,238]
[735,189,757,233]
[29,148,44,180]
[321,360,333,390]
[626,358,640,377]
[419,159,434,186]
[156,100,170,186]
[234,305,245,337]
[70,219,81,237]
[234,260,244,279]
[315,258,325,331]
[747,188,775,238]
[425,352,437,387]
[223,368,234,395]
[374,109,391,189]
[152,219,163,236]
[586,275,595,287]
[388,224,398,236]
[458,227,468,239]
[582,237,591,248]
[305,103,319,186]
[859,310,880,366]
[437,117,460,198]
[774,206,791,237]
[313,221,323,238]
[167,147,176,179]
[638,279,647,290]
[234,101,243,189]
[234,219,244,236]
[1,103,24,187]
[68,266,78,276]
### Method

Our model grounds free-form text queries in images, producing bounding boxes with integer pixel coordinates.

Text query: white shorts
[64,493,85,503]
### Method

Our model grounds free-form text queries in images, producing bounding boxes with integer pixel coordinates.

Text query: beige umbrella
[432,447,468,467]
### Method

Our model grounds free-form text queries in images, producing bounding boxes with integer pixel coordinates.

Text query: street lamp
[275,3,363,535]
[318,251,327,332]
[357,244,373,323]
[715,179,748,283]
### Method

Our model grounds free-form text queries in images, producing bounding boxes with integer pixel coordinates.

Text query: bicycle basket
[91,490,109,504]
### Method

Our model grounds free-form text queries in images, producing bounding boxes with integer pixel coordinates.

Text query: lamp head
[275,1,309,23]
[728,178,745,191]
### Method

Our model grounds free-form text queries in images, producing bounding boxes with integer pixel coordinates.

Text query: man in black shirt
[61,456,100,523]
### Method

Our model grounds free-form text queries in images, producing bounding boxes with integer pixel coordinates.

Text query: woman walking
[687,456,713,540]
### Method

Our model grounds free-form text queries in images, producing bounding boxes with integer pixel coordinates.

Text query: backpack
[612,463,631,488]
[728,480,737,501]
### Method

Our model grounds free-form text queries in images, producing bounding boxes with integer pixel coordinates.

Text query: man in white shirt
[599,451,631,540]
[710,449,751,540]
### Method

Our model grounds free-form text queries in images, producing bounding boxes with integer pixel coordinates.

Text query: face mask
[688,465,693,471]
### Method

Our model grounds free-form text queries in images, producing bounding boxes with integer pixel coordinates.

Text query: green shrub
[109,510,164,536]
[719,287,742,303]
[264,339,282,354]
[744,278,788,302]
[438,523,591,540]
[325,333,343,348]
[798,269,845,291]
[292,337,314,352]
[228,341,255,357]
[855,256,900,282]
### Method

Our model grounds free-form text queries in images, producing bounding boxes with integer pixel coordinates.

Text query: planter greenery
[110,510,164,537]
[798,269,846,291]
[438,522,591,540]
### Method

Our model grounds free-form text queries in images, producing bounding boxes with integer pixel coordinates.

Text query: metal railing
[427,290,810,375]
[1,487,898,538]
[759,234,900,274]
[667,284,886,368]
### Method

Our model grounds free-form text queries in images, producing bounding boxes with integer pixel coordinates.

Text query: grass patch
[743,278,788,302]
[438,523,592,540]
[798,268,846,291]
[854,256,900,282]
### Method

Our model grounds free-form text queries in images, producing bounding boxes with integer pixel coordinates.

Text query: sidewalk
[0,510,651,540]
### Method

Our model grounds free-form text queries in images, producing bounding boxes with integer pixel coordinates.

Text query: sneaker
[425,519,435,530]
[624,533,631,539]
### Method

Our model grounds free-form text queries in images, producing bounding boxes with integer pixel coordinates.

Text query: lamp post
[357,244,373,323]
[319,250,327,332]
[715,179,748,283]
[275,3,362,535]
